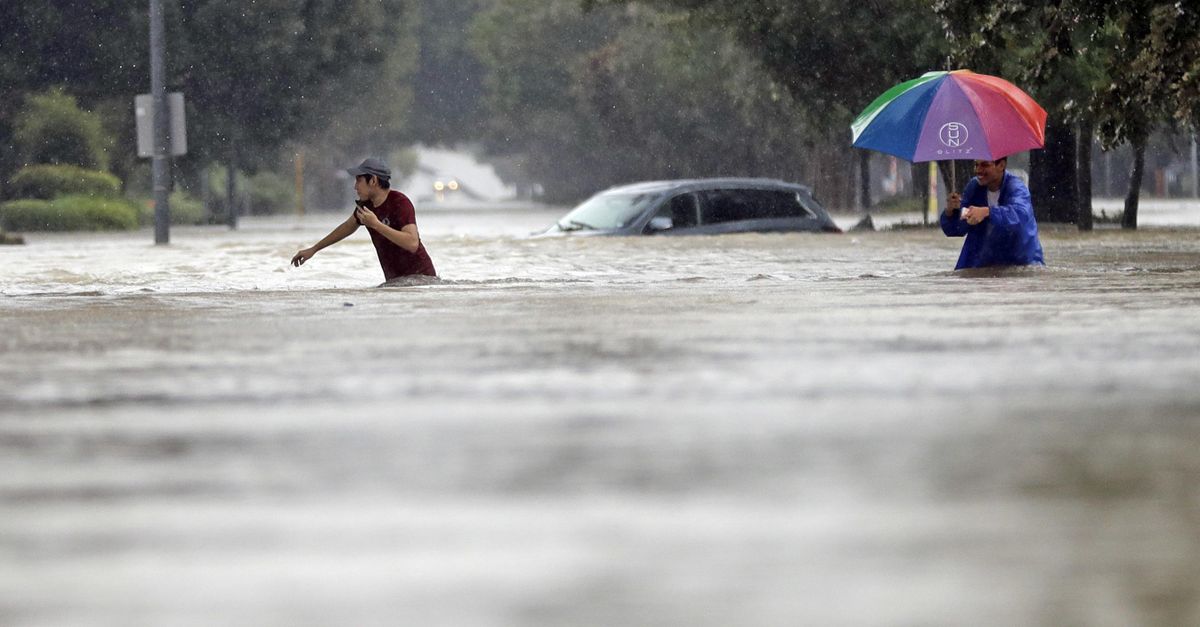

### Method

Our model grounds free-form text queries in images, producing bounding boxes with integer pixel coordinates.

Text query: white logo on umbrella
[939,122,968,147]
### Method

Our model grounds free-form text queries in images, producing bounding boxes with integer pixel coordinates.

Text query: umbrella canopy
[850,70,1047,162]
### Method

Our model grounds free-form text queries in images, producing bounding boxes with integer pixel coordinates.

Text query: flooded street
[3,208,1200,626]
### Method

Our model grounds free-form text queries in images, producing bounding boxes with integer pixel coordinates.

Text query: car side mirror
[648,216,673,231]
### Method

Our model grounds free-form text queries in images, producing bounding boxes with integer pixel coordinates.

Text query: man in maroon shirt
[291,158,436,281]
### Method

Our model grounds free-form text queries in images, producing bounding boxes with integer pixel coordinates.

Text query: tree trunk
[858,150,871,211]
[1076,122,1094,231]
[1030,117,1078,223]
[1123,133,1145,230]
[912,162,929,225]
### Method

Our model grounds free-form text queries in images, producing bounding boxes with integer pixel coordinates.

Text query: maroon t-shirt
[354,190,436,280]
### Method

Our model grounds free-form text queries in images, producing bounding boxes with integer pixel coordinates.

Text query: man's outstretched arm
[291,215,359,267]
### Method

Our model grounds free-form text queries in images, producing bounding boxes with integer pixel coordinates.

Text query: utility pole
[150,0,170,244]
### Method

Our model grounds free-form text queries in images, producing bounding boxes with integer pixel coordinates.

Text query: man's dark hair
[357,174,391,189]
[994,157,1008,167]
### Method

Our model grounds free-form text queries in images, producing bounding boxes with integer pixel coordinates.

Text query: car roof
[598,177,814,196]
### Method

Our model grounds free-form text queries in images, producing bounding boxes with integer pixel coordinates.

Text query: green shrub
[169,190,208,225]
[245,171,295,215]
[14,88,113,170]
[0,195,139,231]
[135,190,209,226]
[0,200,52,230]
[206,166,296,216]
[5,164,122,200]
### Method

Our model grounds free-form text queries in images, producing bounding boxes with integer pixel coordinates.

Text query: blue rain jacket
[940,171,1045,269]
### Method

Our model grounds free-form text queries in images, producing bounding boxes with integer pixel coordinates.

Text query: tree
[0,1,146,183]
[407,0,490,146]
[586,0,947,209]
[166,0,415,219]
[292,30,420,212]
[0,0,416,216]
[935,0,1200,229]
[469,0,617,200]
[932,1,1086,225]
[173,1,409,166]
[13,88,114,171]
[0,1,148,101]
[1091,0,1200,228]
[470,0,826,202]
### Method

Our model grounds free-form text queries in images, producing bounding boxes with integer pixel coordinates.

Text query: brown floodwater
[2,209,1200,626]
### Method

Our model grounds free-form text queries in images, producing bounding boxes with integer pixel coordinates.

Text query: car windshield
[558,192,658,231]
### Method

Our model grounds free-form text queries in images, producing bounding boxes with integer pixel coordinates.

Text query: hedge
[135,190,208,226]
[206,166,295,215]
[169,190,207,225]
[0,195,140,231]
[5,164,121,200]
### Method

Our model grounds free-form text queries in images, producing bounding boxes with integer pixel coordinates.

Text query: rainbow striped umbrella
[850,70,1047,162]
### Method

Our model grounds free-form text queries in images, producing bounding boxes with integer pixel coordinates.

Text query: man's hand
[291,247,316,267]
[962,205,990,225]
[945,192,961,215]
[355,207,382,229]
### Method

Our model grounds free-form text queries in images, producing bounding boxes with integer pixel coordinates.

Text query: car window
[557,192,658,231]
[699,189,817,224]
[646,193,700,232]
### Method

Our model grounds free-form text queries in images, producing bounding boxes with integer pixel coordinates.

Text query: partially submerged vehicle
[542,178,841,236]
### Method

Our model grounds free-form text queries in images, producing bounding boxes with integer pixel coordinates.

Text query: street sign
[135,92,187,157]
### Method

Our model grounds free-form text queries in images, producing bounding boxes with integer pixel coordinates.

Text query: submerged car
[542,178,841,236]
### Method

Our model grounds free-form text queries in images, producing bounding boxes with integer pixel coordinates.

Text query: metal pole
[150,0,170,244]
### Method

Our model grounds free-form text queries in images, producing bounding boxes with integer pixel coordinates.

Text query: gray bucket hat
[346,158,391,180]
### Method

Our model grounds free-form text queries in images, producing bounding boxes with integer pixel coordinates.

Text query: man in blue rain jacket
[941,157,1044,269]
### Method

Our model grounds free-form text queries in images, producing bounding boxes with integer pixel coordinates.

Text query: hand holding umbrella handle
[945,192,962,216]
[963,205,990,225]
